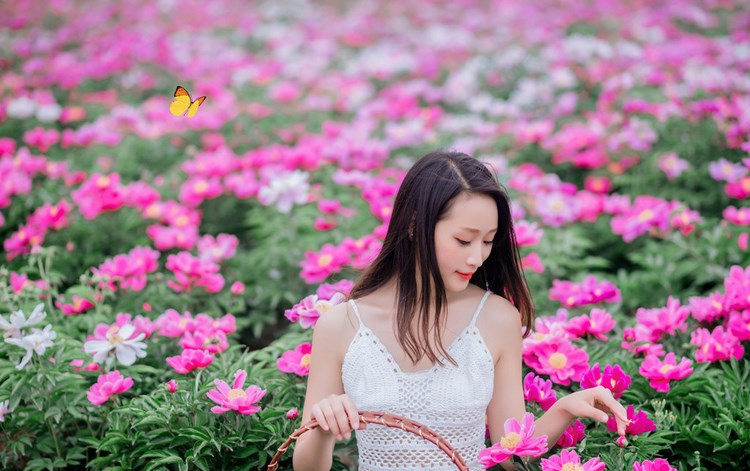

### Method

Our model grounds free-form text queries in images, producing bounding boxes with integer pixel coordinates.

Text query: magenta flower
[523,372,557,410]
[532,340,589,386]
[166,348,215,374]
[723,206,750,226]
[165,380,178,393]
[549,276,621,308]
[277,342,313,376]
[286,408,299,419]
[724,265,750,311]
[165,252,225,294]
[206,369,266,415]
[59,295,95,316]
[632,458,677,471]
[478,413,548,467]
[610,195,675,242]
[566,308,616,341]
[299,243,349,284]
[87,371,133,405]
[541,449,604,471]
[690,326,745,363]
[639,352,693,393]
[556,420,586,449]
[606,405,656,436]
[727,309,750,341]
[635,297,690,341]
[579,363,632,399]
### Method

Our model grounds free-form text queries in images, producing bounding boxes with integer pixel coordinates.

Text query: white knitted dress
[342,291,494,471]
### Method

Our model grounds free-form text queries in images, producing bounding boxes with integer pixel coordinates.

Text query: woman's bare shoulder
[476,292,523,361]
[311,301,359,358]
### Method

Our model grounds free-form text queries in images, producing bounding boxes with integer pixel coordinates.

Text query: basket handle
[266,410,469,471]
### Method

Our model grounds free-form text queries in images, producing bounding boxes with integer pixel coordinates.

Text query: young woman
[293,151,628,471]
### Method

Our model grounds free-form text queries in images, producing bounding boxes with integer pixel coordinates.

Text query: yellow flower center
[175,215,189,227]
[109,334,124,345]
[300,354,312,369]
[318,254,333,267]
[561,464,583,471]
[639,209,654,222]
[500,432,521,450]
[228,388,247,401]
[96,176,110,188]
[194,181,208,193]
[550,199,564,213]
[742,177,750,192]
[549,352,568,369]
[659,364,674,374]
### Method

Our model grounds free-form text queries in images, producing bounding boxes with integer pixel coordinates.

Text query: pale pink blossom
[206,369,266,415]
[540,449,604,471]
[478,413,548,467]
[87,371,133,405]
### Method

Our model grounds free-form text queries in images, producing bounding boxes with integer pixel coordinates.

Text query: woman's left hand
[559,386,629,435]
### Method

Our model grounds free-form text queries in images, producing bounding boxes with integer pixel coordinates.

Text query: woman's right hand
[309,393,365,441]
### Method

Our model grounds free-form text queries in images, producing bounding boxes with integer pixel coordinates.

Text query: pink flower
[670,209,702,236]
[727,309,750,341]
[277,342,312,376]
[299,244,349,284]
[71,173,126,220]
[87,371,133,405]
[515,220,544,247]
[230,281,245,296]
[59,295,95,315]
[639,353,693,392]
[165,252,225,294]
[610,195,675,242]
[565,309,616,341]
[540,449,604,471]
[690,326,745,363]
[606,405,656,436]
[724,265,750,311]
[688,292,727,324]
[709,158,746,182]
[579,363,632,399]
[549,276,621,308]
[531,341,589,386]
[657,152,690,180]
[632,458,677,471]
[197,233,239,263]
[206,369,266,415]
[555,420,586,449]
[478,413,548,467]
[521,252,545,274]
[635,297,690,341]
[723,206,750,226]
[286,408,299,419]
[165,380,178,393]
[523,372,557,410]
[166,348,215,374]
[584,175,612,194]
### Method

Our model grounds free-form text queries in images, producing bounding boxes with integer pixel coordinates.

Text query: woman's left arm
[483,297,629,452]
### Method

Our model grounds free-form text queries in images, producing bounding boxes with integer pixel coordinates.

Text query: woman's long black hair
[349,150,535,366]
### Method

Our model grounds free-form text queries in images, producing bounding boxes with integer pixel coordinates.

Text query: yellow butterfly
[169,86,206,118]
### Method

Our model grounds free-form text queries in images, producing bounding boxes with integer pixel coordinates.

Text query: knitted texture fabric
[342,291,493,471]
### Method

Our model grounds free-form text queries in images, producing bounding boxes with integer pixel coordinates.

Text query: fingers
[310,394,362,441]
[592,387,629,436]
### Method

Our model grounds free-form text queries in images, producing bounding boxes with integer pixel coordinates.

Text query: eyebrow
[459,227,498,234]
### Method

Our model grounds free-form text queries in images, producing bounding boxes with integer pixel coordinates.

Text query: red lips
[456,271,474,280]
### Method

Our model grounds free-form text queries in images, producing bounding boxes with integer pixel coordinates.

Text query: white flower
[84,324,147,366]
[257,170,310,214]
[4,324,57,370]
[0,400,11,422]
[35,103,62,122]
[6,96,37,119]
[0,303,47,339]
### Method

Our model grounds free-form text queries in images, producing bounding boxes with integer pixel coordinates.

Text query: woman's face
[433,192,498,293]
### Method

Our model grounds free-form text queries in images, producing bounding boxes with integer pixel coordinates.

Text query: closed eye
[456,238,470,246]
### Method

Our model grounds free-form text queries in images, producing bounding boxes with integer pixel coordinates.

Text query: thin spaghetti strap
[469,291,491,326]
[348,298,363,324]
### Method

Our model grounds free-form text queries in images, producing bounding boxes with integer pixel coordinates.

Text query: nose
[466,243,483,268]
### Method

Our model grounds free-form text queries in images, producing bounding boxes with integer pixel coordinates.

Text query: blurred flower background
[0,0,749,470]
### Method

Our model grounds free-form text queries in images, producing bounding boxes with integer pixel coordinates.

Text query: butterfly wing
[185,95,206,118]
[170,86,192,116]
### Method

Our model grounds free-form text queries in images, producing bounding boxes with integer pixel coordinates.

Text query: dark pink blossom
[639,352,693,393]
[579,363,632,399]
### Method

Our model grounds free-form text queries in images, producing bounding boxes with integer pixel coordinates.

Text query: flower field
[1,0,749,470]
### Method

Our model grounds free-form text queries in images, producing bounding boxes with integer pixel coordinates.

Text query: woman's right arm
[292,304,362,471]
